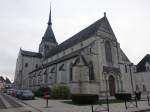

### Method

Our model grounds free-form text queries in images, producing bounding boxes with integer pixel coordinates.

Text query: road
[0,93,39,112]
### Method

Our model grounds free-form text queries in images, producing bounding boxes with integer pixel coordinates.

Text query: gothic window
[146,66,150,71]
[125,65,127,73]
[50,67,56,73]
[25,63,28,68]
[70,63,73,81]
[105,40,113,63]
[44,69,48,83]
[59,64,65,71]
[89,62,95,80]
[35,64,38,68]
[136,85,139,91]
[143,85,146,92]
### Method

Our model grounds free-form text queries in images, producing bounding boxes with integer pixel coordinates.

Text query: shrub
[51,84,70,99]
[34,87,51,97]
[71,94,99,104]
[115,93,131,101]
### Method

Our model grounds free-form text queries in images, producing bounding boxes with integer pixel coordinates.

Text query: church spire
[48,4,52,25]
[41,4,57,44]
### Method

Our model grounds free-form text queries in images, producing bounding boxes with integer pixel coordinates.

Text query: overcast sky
[0,0,150,81]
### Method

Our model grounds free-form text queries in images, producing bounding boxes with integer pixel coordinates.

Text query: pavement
[0,93,40,112]
[1,92,150,112]
[23,97,150,112]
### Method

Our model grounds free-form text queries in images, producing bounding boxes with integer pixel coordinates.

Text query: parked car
[11,89,17,97]
[7,89,17,96]
[19,90,34,100]
[16,90,23,98]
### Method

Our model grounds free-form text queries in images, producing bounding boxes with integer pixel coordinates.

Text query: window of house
[105,41,113,63]
[25,63,28,68]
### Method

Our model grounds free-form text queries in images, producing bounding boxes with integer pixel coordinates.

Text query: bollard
[147,95,150,106]
[125,99,127,109]
[46,97,48,108]
[135,96,138,108]
[91,104,94,112]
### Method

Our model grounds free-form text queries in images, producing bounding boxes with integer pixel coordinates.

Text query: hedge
[71,94,99,104]
[51,84,70,99]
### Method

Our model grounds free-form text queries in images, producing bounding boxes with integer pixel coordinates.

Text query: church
[14,7,150,96]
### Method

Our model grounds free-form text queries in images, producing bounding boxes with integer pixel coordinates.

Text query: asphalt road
[0,93,39,112]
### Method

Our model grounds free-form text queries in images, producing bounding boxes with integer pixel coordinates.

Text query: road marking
[0,94,11,108]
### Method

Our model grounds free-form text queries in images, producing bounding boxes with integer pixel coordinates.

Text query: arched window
[125,65,128,73]
[89,62,95,80]
[136,85,139,91]
[143,85,146,92]
[70,63,73,81]
[105,41,113,63]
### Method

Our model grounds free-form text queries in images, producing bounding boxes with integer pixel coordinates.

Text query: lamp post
[128,63,134,93]
[104,73,109,112]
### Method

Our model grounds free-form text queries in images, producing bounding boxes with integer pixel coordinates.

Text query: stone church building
[14,8,149,96]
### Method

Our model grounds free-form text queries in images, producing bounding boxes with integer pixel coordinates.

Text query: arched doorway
[108,76,116,96]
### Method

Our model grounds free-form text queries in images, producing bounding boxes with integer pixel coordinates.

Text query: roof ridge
[45,16,106,59]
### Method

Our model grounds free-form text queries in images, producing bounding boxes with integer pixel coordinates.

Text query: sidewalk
[23,98,150,112]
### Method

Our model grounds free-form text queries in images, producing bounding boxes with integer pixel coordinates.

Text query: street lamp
[104,72,109,112]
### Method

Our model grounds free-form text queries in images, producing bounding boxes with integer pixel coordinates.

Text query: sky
[0,0,150,81]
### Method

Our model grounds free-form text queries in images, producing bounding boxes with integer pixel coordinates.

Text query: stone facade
[14,8,149,97]
[133,54,150,93]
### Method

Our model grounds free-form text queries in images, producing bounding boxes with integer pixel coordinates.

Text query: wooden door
[108,76,116,96]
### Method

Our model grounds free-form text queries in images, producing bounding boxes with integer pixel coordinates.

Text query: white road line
[0,94,11,108]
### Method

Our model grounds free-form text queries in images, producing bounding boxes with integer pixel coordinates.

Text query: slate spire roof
[45,13,116,59]
[42,5,57,44]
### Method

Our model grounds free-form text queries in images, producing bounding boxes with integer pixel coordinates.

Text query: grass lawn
[98,99,124,105]
[62,99,124,106]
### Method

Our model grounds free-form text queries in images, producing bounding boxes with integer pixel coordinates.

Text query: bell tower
[39,5,58,57]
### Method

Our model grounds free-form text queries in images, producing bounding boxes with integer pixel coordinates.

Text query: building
[14,7,142,96]
[0,76,5,91]
[133,54,150,93]
[0,76,12,91]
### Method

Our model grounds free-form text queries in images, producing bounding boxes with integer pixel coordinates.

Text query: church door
[108,76,116,96]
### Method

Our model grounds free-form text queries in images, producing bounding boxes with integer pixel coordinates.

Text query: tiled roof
[21,50,42,58]
[45,15,116,59]
[42,25,57,44]
[136,54,150,72]
[120,49,130,62]
[29,46,89,74]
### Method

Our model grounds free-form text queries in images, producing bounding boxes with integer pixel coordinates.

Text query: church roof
[45,14,116,59]
[136,54,150,72]
[21,49,42,58]
[42,7,57,44]
[120,49,130,62]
